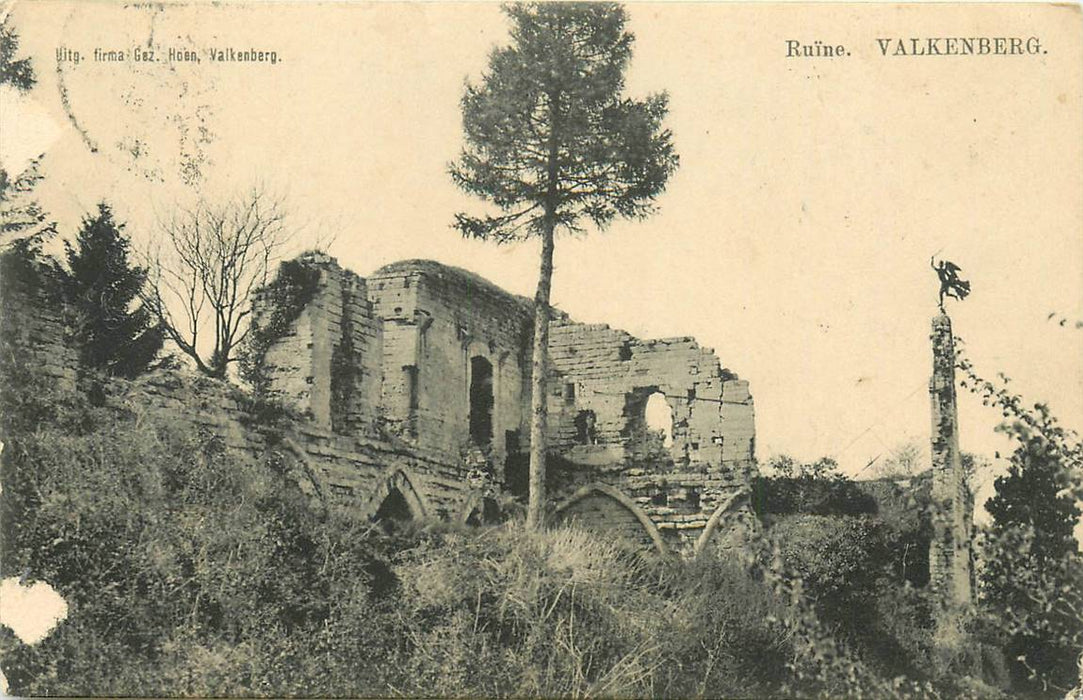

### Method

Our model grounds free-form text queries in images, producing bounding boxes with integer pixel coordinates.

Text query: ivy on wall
[240,259,322,396]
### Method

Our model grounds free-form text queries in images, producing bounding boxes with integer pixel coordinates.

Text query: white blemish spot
[0,577,69,645]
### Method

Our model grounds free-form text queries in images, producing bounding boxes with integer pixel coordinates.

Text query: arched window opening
[644,391,673,448]
[469,355,494,447]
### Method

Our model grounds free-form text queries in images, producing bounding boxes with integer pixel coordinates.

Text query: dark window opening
[404,365,419,436]
[505,429,521,456]
[574,410,598,445]
[651,491,668,506]
[619,342,633,361]
[564,382,576,404]
[469,355,494,447]
[405,365,419,411]
[466,497,502,527]
[687,388,696,403]
[687,488,701,509]
[372,488,413,533]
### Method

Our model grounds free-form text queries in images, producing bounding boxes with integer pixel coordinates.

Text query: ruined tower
[928,313,973,608]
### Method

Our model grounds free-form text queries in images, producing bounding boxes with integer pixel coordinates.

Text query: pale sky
[4,2,1082,494]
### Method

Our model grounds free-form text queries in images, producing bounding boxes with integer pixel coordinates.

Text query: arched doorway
[373,488,412,521]
[364,470,428,532]
[469,356,494,447]
[372,488,413,533]
[693,490,754,558]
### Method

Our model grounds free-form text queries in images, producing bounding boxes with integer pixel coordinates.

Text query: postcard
[1,2,1080,697]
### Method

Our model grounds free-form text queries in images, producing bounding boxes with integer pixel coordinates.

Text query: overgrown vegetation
[0,367,771,696]
[239,258,322,395]
[753,454,879,516]
[0,358,947,698]
[957,342,1083,696]
[3,242,1077,698]
[750,453,1016,696]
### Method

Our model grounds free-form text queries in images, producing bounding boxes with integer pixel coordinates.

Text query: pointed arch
[693,489,750,558]
[458,492,502,526]
[553,483,669,556]
[361,468,429,521]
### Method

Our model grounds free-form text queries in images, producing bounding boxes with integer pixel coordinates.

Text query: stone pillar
[928,314,973,608]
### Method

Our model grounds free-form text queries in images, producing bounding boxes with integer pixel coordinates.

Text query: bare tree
[868,439,926,480]
[145,187,289,379]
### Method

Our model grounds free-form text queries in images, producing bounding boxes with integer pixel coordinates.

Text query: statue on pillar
[927,254,975,612]
[931,256,971,312]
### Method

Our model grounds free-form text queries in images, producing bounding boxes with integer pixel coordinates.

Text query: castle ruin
[249,253,758,556]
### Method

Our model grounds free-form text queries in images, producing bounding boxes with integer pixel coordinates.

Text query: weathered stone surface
[0,274,77,392]
[928,314,974,607]
[4,250,758,558]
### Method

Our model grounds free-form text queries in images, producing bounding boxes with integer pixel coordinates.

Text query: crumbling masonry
[1,250,757,557]
[928,314,974,606]
[250,253,758,556]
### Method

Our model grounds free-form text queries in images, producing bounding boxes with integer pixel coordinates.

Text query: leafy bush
[752,475,879,517]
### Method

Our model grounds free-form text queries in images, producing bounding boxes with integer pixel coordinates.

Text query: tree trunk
[526,224,555,530]
[526,82,561,531]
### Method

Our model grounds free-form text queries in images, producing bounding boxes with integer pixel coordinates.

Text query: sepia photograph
[0,1,1081,697]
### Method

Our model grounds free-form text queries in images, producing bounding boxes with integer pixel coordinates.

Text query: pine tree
[450,2,678,528]
[0,20,51,253]
[62,204,163,377]
[0,18,36,93]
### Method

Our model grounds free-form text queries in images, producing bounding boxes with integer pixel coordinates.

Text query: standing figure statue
[931,256,971,312]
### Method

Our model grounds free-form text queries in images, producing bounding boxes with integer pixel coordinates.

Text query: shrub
[0,362,949,698]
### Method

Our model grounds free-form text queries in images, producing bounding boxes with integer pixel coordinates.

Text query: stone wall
[545,319,757,553]
[251,252,383,435]
[114,371,479,523]
[0,256,78,392]
[3,246,759,558]
[368,260,534,467]
[224,254,760,556]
